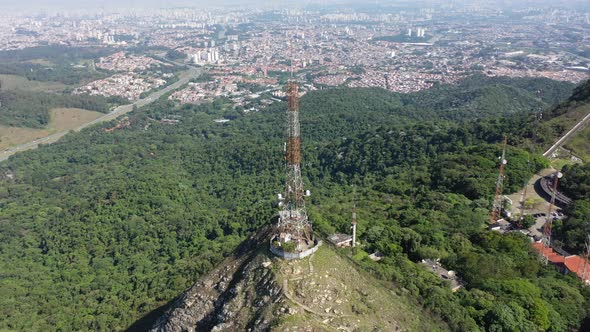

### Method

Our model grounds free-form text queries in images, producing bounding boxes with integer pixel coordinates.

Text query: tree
[518,215,535,229]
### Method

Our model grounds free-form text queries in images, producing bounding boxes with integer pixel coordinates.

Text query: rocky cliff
[150,228,285,332]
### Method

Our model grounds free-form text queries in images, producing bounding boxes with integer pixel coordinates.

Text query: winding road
[0,66,202,162]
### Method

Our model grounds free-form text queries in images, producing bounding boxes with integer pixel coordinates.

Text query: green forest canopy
[0,77,588,331]
[551,163,590,253]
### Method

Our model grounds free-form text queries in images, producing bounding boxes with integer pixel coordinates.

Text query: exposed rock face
[150,229,284,332]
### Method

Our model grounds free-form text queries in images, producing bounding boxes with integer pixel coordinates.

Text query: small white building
[327,233,353,247]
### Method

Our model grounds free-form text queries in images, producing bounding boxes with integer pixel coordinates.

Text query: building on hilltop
[327,233,353,247]
[532,242,590,285]
[421,259,465,292]
[328,204,358,248]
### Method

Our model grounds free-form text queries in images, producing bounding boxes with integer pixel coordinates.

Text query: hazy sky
[0,0,209,8]
[0,0,251,10]
[0,0,588,10]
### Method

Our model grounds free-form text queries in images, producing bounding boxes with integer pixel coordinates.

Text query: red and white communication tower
[541,170,563,264]
[490,136,508,223]
[275,82,313,249]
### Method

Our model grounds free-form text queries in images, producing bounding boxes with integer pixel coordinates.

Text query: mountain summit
[148,228,444,331]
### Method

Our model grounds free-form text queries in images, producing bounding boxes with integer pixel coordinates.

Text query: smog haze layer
[1,0,590,10]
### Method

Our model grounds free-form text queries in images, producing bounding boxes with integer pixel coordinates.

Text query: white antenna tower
[582,235,590,283]
[352,207,357,248]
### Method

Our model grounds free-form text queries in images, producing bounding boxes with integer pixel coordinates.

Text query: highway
[543,109,590,158]
[0,66,202,162]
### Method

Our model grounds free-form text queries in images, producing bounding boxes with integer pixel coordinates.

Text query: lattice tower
[582,235,590,282]
[490,136,508,223]
[542,171,562,264]
[278,82,311,241]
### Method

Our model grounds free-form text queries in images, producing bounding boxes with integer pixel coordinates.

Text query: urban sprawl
[0,5,589,103]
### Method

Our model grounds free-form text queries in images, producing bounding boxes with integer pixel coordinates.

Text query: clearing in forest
[0,74,69,92]
[0,108,103,150]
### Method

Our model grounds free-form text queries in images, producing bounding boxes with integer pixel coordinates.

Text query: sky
[0,0,588,10]
[0,0,235,10]
[0,0,277,7]
[0,0,207,8]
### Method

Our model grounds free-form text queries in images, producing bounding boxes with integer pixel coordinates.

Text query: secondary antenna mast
[490,135,508,223]
[518,160,531,224]
[520,109,544,224]
[351,205,357,248]
[541,170,562,264]
[582,235,590,283]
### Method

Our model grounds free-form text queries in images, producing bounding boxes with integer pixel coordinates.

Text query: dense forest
[0,76,588,331]
[552,163,590,253]
[401,75,574,120]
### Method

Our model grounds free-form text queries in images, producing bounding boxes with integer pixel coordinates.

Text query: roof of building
[531,243,565,264]
[564,255,590,282]
[548,252,565,264]
[490,219,512,233]
[532,242,590,282]
[327,233,352,244]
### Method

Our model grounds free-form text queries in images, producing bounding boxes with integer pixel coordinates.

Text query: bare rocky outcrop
[150,229,284,332]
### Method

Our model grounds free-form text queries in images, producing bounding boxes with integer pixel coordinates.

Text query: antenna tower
[582,235,590,284]
[490,135,508,223]
[277,82,312,244]
[270,32,319,259]
[518,159,532,224]
[351,204,357,248]
[520,109,543,224]
[541,170,562,264]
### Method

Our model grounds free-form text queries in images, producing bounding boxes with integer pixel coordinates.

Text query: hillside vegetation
[565,124,590,161]
[402,75,574,120]
[274,244,446,331]
[0,77,588,331]
[539,78,590,158]
[552,163,590,253]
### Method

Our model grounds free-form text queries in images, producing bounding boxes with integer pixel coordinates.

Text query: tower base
[269,234,322,260]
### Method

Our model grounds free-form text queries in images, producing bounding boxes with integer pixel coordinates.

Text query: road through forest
[0,66,202,162]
